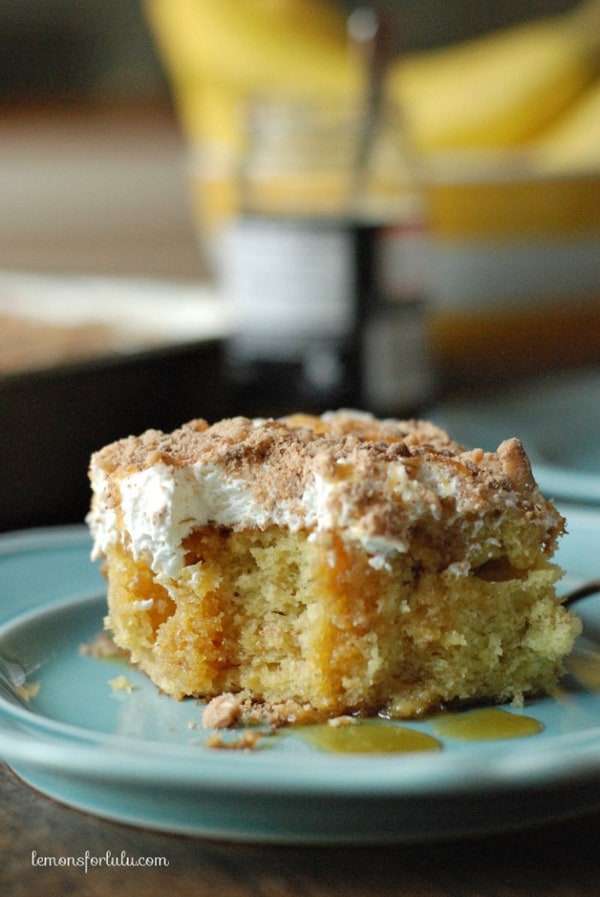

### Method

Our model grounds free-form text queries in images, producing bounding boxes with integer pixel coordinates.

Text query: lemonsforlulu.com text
[31,850,169,873]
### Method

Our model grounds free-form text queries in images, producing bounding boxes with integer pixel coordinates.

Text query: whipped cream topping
[120,461,307,577]
[89,459,415,579]
[88,412,562,581]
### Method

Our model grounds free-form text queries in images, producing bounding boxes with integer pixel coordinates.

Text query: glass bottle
[220,93,434,418]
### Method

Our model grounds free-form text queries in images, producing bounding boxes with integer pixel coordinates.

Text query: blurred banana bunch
[529,76,600,172]
[393,0,600,158]
[144,0,357,154]
[145,0,600,171]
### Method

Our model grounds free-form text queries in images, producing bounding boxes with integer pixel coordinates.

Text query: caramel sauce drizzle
[293,708,543,754]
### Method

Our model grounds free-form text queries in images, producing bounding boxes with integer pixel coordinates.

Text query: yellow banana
[176,77,242,150]
[391,0,600,153]
[530,76,600,172]
[145,0,600,157]
[144,0,358,104]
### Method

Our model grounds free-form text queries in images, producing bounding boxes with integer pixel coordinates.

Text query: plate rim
[0,517,600,801]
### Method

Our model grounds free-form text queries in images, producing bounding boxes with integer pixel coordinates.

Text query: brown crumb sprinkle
[205,731,265,751]
[79,630,129,660]
[327,715,356,727]
[202,693,330,730]
[201,692,244,729]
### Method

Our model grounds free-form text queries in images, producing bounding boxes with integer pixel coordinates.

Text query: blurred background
[1,0,599,529]
[0,0,587,279]
[1,1,582,103]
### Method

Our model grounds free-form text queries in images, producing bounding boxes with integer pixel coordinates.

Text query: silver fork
[0,653,28,709]
[562,580,600,607]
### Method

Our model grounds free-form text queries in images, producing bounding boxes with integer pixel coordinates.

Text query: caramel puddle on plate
[430,707,543,741]
[293,708,543,754]
[296,720,442,754]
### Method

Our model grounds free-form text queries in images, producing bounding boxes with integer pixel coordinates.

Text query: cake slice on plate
[87,410,580,721]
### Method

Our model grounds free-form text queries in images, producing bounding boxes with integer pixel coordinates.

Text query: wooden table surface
[2,762,600,896]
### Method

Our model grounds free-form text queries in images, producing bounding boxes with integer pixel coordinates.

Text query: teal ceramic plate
[430,368,600,504]
[0,511,599,844]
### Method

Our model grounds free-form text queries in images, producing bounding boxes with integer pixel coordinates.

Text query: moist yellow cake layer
[103,523,576,718]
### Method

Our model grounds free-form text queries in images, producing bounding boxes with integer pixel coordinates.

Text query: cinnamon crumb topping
[89,410,563,559]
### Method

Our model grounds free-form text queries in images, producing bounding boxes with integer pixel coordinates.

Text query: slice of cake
[87,410,580,720]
